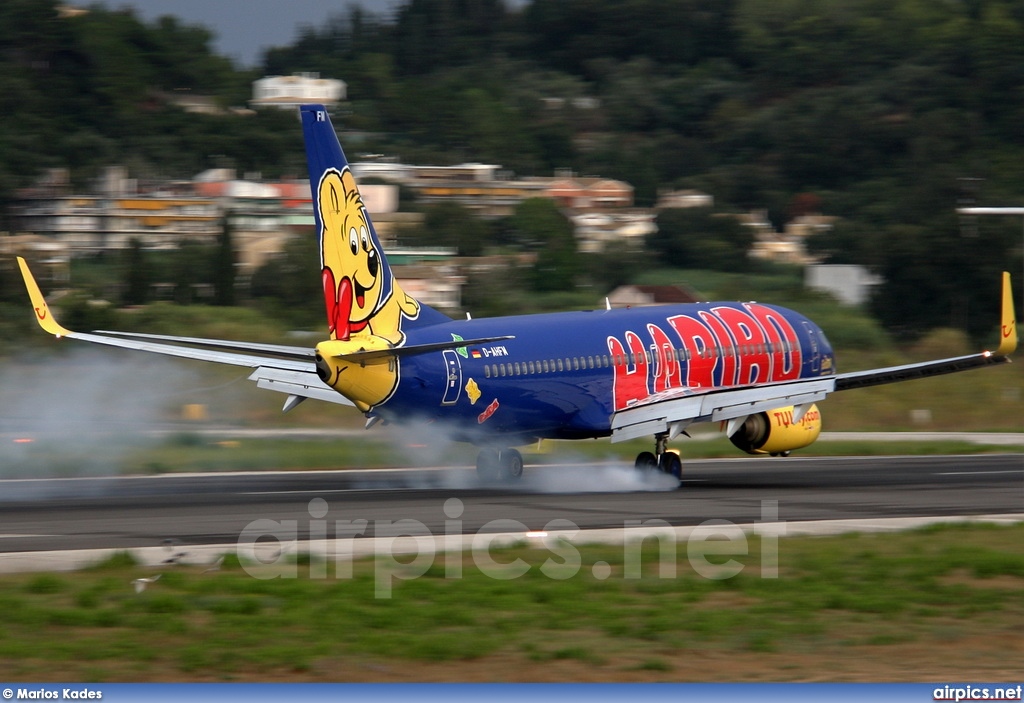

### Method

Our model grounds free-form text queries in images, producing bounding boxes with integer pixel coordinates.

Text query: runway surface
[0,454,1021,554]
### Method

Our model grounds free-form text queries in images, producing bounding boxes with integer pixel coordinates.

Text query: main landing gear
[476,448,524,482]
[634,432,682,480]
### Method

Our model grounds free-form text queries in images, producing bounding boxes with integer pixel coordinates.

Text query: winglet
[17,257,72,337]
[995,271,1017,357]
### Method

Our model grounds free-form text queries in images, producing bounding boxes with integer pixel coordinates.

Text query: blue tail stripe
[299,104,451,331]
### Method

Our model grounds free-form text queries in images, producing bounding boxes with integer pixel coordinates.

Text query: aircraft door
[801,321,821,374]
[441,349,463,405]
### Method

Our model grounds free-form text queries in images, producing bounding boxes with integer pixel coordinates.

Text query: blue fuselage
[378,303,835,446]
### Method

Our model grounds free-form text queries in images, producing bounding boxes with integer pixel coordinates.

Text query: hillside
[0,0,1022,341]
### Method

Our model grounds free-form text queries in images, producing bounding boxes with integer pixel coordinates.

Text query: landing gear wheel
[476,449,500,481]
[659,452,682,479]
[499,448,524,481]
[635,451,658,472]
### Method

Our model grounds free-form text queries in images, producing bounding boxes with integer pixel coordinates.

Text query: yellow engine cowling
[728,404,822,456]
[315,336,397,412]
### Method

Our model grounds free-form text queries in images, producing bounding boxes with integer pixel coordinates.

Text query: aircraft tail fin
[299,104,449,342]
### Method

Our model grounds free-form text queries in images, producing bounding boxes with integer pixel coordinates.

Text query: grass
[0,523,1021,681]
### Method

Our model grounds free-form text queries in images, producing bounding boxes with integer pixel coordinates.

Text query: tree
[169,240,208,305]
[509,198,580,292]
[249,234,323,328]
[403,202,491,257]
[122,238,150,305]
[212,216,236,306]
[650,208,753,272]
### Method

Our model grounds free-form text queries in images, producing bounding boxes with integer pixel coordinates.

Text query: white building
[806,264,882,306]
[251,73,346,110]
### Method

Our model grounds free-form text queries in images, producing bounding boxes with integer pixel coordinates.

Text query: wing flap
[611,377,835,443]
[248,367,354,407]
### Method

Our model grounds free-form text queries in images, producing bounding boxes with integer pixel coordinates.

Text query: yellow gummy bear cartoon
[316,167,420,409]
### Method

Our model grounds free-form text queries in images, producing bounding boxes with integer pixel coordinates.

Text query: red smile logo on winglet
[35,307,47,321]
[1003,321,1015,338]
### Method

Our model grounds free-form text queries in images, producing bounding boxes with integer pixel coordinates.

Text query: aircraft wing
[834,271,1017,390]
[17,257,352,409]
[611,376,835,442]
[612,272,1017,443]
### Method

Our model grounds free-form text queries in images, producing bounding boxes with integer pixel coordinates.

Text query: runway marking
[0,534,61,539]
[937,470,1023,476]
[239,488,410,496]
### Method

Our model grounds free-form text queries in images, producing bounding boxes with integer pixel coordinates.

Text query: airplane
[17,104,1019,483]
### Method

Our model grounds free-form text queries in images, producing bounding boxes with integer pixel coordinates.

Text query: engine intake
[729,404,822,456]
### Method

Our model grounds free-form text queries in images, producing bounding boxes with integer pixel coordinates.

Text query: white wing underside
[610,349,1010,443]
[610,377,835,443]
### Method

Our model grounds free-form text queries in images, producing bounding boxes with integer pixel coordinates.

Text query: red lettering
[647,323,681,393]
[697,310,737,386]
[608,332,650,411]
[745,303,801,381]
[713,306,770,385]
[667,314,717,388]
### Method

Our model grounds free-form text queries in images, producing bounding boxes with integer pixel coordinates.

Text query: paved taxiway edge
[1,512,1021,575]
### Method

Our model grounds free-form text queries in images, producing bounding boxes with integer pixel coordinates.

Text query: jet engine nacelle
[728,404,822,456]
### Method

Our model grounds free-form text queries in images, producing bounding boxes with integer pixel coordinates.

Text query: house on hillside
[605,284,702,308]
[251,73,346,110]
